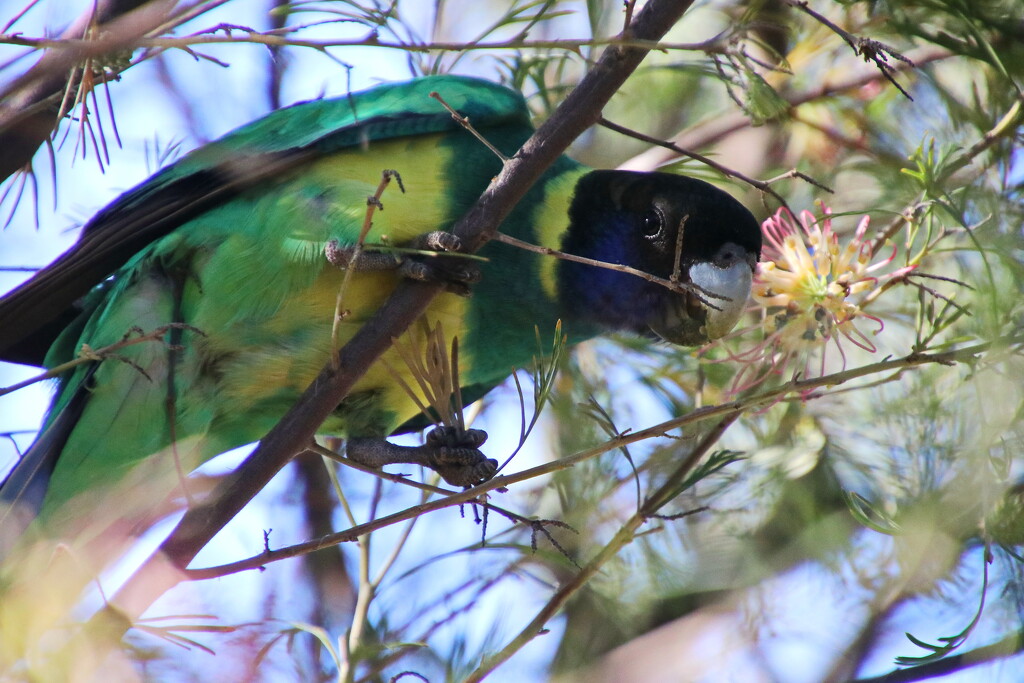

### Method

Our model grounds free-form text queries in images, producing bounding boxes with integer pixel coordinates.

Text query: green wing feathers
[4,75,585,523]
[0,76,533,368]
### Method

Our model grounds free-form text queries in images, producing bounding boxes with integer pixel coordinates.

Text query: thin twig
[600,116,829,210]
[180,338,1004,580]
[783,0,915,100]
[618,45,951,172]
[0,323,200,397]
[492,230,727,308]
[429,91,509,162]
[328,169,402,368]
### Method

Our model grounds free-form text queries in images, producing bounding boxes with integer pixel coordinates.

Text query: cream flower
[717,206,913,392]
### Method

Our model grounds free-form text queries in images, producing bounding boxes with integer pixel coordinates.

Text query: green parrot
[0,75,760,548]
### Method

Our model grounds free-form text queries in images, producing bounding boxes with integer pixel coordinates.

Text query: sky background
[1,2,1020,681]
[0,3,608,680]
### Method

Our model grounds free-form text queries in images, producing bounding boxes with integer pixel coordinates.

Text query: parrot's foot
[346,427,497,487]
[324,231,481,296]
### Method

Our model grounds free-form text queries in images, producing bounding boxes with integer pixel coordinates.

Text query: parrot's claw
[402,231,481,295]
[413,230,463,253]
[397,259,480,296]
[324,239,401,271]
[324,231,480,296]
[346,427,496,488]
[422,426,496,487]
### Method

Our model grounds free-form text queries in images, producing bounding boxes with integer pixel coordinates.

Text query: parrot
[0,75,761,552]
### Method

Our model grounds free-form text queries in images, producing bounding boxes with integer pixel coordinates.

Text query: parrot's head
[559,170,761,346]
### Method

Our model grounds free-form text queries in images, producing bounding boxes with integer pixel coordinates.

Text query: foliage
[1,0,1022,681]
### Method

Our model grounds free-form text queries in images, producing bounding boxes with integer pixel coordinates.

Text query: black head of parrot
[558,170,762,345]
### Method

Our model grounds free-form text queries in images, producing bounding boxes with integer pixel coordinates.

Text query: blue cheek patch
[559,220,666,332]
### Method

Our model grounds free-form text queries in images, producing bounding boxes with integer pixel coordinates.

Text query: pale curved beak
[648,245,754,346]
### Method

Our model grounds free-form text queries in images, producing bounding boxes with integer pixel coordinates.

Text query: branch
[0,323,197,397]
[618,45,952,172]
[90,0,702,636]
[464,412,737,682]
[177,339,1005,580]
[783,0,915,100]
[0,32,726,58]
[0,0,177,182]
[599,115,831,211]
[184,443,569,580]
[851,630,1024,683]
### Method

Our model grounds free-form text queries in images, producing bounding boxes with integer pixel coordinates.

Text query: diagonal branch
[90,0,702,635]
[599,115,816,210]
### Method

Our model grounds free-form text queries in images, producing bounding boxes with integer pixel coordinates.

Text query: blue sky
[2,2,1021,681]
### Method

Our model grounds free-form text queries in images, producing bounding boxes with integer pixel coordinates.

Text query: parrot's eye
[642,208,664,239]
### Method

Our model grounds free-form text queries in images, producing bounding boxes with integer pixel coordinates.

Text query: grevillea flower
[715,205,914,393]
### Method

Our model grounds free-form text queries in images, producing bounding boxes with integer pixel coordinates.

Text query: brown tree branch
[618,44,952,172]
[0,0,177,182]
